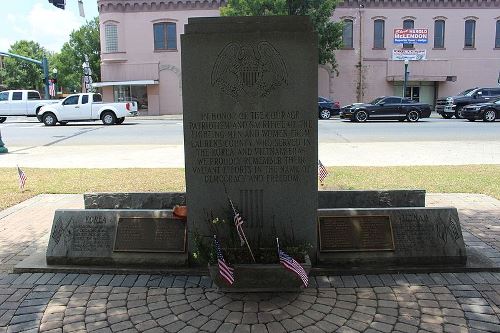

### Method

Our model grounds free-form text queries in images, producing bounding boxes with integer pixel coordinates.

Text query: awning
[91,80,158,87]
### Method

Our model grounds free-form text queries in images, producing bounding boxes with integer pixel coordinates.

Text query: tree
[0,40,47,90]
[220,0,343,68]
[52,17,100,92]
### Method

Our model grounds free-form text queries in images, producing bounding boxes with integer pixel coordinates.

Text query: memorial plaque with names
[319,215,394,252]
[114,217,186,253]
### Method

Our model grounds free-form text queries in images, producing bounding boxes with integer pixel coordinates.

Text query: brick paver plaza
[0,193,499,333]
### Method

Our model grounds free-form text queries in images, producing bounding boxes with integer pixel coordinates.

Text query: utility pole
[0,51,50,99]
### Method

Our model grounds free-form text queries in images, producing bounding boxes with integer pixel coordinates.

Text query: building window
[403,19,414,49]
[434,20,445,48]
[105,24,118,52]
[342,19,353,49]
[496,20,500,48]
[373,19,385,49]
[464,20,476,48]
[154,22,177,50]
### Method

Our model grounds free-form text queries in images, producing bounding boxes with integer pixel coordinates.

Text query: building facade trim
[98,0,226,13]
[338,0,500,8]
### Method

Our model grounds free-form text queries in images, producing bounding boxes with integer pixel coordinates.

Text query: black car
[340,96,432,122]
[461,98,500,122]
[435,87,500,119]
[318,97,340,120]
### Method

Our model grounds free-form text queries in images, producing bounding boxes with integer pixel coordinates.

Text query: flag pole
[228,197,256,263]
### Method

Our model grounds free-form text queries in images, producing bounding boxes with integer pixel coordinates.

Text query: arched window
[104,23,118,53]
[464,20,476,48]
[403,19,414,49]
[373,19,385,49]
[342,19,354,49]
[154,22,177,50]
[434,20,445,48]
[495,20,500,48]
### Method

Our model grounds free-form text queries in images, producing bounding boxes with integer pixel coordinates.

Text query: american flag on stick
[278,247,309,288]
[214,236,234,285]
[228,198,255,262]
[17,166,27,191]
[49,80,56,97]
[318,160,329,185]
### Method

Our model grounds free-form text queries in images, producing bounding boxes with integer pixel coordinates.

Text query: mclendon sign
[394,29,428,44]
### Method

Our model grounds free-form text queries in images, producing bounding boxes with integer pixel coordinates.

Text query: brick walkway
[0,194,499,333]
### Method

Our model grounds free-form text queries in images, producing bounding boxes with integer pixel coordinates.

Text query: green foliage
[0,40,47,90]
[221,0,343,66]
[52,17,100,92]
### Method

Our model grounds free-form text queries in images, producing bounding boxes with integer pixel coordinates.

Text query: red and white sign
[394,29,428,44]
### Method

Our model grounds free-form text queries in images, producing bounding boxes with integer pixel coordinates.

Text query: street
[0,116,498,168]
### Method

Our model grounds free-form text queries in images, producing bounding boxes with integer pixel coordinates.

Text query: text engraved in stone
[319,216,394,252]
[114,218,186,253]
[188,111,314,184]
[72,216,111,252]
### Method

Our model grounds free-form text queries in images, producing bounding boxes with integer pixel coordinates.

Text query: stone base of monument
[317,207,467,269]
[208,255,311,292]
[45,209,188,267]
[84,190,425,210]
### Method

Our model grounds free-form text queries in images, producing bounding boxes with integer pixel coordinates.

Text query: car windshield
[369,97,384,105]
[457,88,476,96]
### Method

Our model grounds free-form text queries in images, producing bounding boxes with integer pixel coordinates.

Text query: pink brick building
[96,0,500,114]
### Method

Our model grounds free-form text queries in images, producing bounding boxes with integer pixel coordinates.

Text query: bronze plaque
[319,215,394,252]
[114,217,186,253]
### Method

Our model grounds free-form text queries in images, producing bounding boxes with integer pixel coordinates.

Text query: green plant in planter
[191,212,311,266]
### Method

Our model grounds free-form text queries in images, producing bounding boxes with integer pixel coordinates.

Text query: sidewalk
[0,193,499,332]
[1,141,499,168]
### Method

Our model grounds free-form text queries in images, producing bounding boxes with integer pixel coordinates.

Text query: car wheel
[354,110,368,122]
[319,109,331,120]
[455,106,463,119]
[115,117,125,124]
[59,121,68,126]
[483,109,497,122]
[0,117,6,123]
[101,111,117,125]
[406,110,420,122]
[42,113,57,126]
[441,113,452,119]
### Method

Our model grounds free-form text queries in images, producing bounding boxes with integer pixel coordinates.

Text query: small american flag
[17,166,27,191]
[214,237,234,285]
[233,209,246,246]
[279,249,309,287]
[49,80,56,97]
[318,160,329,184]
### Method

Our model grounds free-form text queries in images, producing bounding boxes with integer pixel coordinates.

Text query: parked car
[435,87,500,119]
[318,97,340,120]
[461,97,500,122]
[0,90,56,123]
[340,96,432,122]
[37,93,138,126]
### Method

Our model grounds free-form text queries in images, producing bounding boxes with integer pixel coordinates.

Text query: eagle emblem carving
[211,41,288,101]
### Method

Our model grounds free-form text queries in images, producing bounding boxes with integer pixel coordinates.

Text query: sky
[0,0,99,53]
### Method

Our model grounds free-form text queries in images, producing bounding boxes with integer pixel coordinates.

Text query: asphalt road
[0,115,499,147]
[0,115,498,167]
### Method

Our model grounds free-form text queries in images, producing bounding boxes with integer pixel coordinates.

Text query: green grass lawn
[1,165,498,210]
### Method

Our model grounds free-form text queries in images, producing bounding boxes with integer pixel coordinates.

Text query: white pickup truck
[38,93,138,126]
[0,90,55,123]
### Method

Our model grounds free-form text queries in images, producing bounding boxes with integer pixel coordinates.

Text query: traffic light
[48,0,65,10]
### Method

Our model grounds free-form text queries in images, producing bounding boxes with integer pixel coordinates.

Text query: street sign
[394,29,428,44]
[392,49,426,61]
